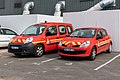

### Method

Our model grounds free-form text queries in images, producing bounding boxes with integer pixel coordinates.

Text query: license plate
[11,46,19,49]
[64,48,74,51]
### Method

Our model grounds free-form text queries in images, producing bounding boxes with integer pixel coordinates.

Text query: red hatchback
[58,27,112,60]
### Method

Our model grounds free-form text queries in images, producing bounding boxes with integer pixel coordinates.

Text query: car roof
[34,22,72,26]
[75,27,106,30]
[0,27,10,29]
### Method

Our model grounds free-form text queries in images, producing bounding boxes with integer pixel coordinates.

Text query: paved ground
[0,48,120,80]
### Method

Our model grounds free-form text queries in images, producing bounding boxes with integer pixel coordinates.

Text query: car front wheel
[34,44,44,57]
[89,47,96,60]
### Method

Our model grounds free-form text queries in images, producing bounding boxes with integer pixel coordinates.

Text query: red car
[8,22,73,57]
[58,27,112,60]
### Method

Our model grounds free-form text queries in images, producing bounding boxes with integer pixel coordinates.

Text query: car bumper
[58,46,92,57]
[8,43,35,55]
[0,42,9,47]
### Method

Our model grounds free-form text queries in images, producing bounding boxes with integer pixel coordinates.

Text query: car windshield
[21,25,46,36]
[70,29,96,38]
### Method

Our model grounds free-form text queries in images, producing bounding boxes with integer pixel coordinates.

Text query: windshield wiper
[20,34,37,36]
[20,34,27,36]
[70,36,85,38]
[70,36,79,37]
[70,36,77,37]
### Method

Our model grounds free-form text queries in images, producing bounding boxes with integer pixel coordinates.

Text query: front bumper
[8,43,35,55]
[58,46,92,57]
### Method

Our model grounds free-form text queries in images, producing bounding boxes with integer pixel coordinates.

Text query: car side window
[96,30,103,39]
[59,25,66,35]
[39,26,46,34]
[4,29,17,35]
[102,29,108,37]
[67,26,72,34]
[46,26,57,36]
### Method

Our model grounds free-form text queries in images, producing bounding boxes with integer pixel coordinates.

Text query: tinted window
[59,26,66,35]
[46,26,57,36]
[102,29,108,37]
[67,26,72,34]
[70,29,96,38]
[4,29,17,35]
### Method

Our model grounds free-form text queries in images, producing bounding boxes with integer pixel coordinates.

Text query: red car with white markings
[58,27,112,60]
[8,22,73,57]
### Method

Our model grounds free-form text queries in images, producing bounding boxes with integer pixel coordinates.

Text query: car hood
[61,37,93,46]
[11,36,31,44]
[11,35,43,44]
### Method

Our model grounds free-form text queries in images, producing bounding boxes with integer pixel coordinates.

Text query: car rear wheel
[34,44,44,57]
[89,47,96,60]
[106,44,112,53]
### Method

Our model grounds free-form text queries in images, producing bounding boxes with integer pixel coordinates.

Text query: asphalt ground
[0,48,120,80]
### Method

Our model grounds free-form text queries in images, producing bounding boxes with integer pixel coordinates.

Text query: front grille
[9,44,23,52]
[62,44,80,47]
[10,49,23,52]
[58,49,86,54]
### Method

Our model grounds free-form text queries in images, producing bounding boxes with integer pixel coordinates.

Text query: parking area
[0,48,120,80]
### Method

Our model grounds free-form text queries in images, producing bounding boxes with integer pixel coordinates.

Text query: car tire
[34,44,44,57]
[106,44,112,53]
[89,47,96,60]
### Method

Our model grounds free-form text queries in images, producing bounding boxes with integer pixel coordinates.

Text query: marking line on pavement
[41,57,60,64]
[94,54,120,71]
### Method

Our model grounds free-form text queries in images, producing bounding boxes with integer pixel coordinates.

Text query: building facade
[0,0,120,15]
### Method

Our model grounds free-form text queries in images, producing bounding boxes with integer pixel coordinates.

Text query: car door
[45,26,58,51]
[101,29,110,51]
[0,29,17,47]
[96,29,104,53]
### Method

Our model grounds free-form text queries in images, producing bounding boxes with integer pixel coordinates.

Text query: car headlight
[58,41,62,46]
[24,37,33,44]
[80,41,90,47]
